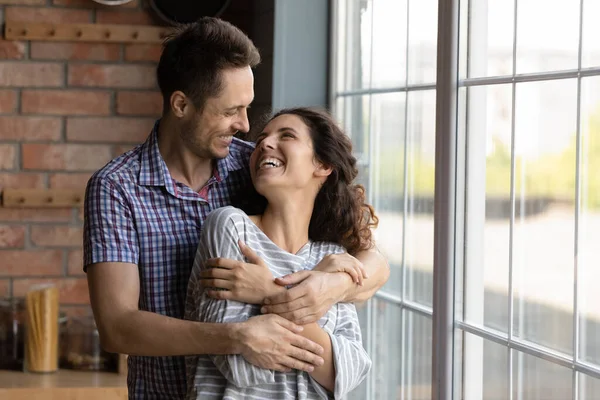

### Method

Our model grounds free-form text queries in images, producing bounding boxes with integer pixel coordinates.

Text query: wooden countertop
[0,369,127,400]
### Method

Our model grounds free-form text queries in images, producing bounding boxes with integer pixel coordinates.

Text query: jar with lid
[59,314,117,372]
[0,297,25,370]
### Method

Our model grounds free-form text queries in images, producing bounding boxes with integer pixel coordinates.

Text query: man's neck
[157,117,214,192]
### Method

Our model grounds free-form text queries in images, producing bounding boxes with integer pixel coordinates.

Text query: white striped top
[184,206,371,399]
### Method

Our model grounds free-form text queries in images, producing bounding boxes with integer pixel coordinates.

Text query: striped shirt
[184,206,372,399]
[83,121,260,399]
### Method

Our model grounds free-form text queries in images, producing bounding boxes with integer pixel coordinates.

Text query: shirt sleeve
[83,176,139,271]
[328,303,372,399]
[188,207,275,388]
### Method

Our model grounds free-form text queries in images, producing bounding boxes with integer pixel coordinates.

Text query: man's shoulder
[88,145,143,188]
[228,137,255,160]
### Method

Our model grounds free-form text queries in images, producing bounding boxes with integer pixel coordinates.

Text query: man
[84,18,389,399]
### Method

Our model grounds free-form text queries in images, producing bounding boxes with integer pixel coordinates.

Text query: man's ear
[170,91,189,118]
[314,163,333,178]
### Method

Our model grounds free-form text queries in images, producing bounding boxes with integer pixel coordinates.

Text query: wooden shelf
[0,369,127,400]
[1,188,86,209]
[5,20,172,44]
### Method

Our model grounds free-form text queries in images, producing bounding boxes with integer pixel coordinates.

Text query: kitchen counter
[0,369,127,400]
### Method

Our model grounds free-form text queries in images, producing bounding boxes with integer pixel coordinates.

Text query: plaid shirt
[83,121,256,399]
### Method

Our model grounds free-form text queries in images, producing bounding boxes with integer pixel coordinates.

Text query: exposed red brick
[5,6,90,23]
[0,225,25,248]
[0,117,62,141]
[0,63,63,87]
[0,145,16,170]
[0,90,17,113]
[0,209,72,223]
[30,225,82,247]
[22,144,112,171]
[67,117,154,143]
[13,278,89,304]
[49,173,92,189]
[0,173,44,189]
[0,250,63,276]
[113,145,135,158]
[116,91,162,116]
[124,44,162,62]
[22,90,111,116]
[0,40,26,60]
[67,249,84,276]
[31,42,120,61]
[96,9,154,25]
[53,0,138,7]
[68,64,156,89]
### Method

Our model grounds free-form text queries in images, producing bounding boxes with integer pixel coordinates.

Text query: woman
[184,107,378,399]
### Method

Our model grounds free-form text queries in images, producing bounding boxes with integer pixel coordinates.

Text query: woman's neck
[254,199,313,254]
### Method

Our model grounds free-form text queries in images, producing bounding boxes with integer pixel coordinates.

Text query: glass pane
[372,300,403,400]
[579,76,600,367]
[466,0,514,78]
[407,0,437,84]
[370,92,406,297]
[402,311,432,400]
[335,0,373,92]
[513,350,573,400]
[405,90,436,306]
[371,0,407,88]
[512,79,577,356]
[581,0,600,68]
[456,331,509,400]
[348,302,370,400]
[336,95,372,167]
[580,373,600,400]
[464,84,512,334]
[516,0,580,74]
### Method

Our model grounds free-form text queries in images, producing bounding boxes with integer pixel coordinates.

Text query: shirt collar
[139,119,249,191]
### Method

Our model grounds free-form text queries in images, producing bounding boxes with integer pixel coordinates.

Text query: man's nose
[234,108,250,133]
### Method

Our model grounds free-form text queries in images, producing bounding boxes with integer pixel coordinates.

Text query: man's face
[180,66,254,160]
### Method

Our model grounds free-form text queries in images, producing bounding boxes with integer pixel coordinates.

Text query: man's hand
[236,314,325,372]
[261,270,353,325]
[313,252,368,286]
[201,240,283,304]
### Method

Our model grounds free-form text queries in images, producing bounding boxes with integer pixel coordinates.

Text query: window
[331,0,600,399]
[331,0,437,398]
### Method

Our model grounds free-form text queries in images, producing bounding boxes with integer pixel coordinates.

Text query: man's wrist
[331,271,355,303]
[226,322,246,355]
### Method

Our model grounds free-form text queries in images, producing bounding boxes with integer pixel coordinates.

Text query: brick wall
[0,0,263,316]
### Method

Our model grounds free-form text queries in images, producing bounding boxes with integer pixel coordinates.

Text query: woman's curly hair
[253,107,379,255]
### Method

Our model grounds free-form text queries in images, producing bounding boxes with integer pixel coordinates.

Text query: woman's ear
[314,162,333,178]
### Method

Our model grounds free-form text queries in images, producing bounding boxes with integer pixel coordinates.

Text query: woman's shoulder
[309,240,347,256]
[205,206,251,227]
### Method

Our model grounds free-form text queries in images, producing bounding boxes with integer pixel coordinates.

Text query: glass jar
[0,298,25,370]
[59,315,116,371]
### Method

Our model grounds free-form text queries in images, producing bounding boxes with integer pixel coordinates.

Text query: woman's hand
[313,253,368,286]
[200,240,284,304]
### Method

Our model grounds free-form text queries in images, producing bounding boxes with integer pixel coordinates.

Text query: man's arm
[87,261,324,372]
[344,246,390,303]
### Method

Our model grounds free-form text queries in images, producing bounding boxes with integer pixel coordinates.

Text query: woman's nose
[259,136,276,150]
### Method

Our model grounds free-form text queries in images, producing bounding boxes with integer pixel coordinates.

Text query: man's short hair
[157,17,261,114]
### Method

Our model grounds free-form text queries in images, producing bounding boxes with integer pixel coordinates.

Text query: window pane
[579,76,600,367]
[372,300,403,400]
[516,0,580,74]
[371,0,407,88]
[580,373,600,400]
[335,0,373,92]
[405,90,436,306]
[512,79,577,355]
[402,311,432,400]
[465,0,514,78]
[407,0,437,84]
[463,84,513,333]
[581,0,600,68]
[513,351,573,400]
[455,331,509,400]
[370,92,406,297]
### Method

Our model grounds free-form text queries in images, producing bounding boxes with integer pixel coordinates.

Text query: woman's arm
[298,323,335,391]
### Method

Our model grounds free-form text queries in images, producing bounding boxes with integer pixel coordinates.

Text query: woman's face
[250,114,329,197]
